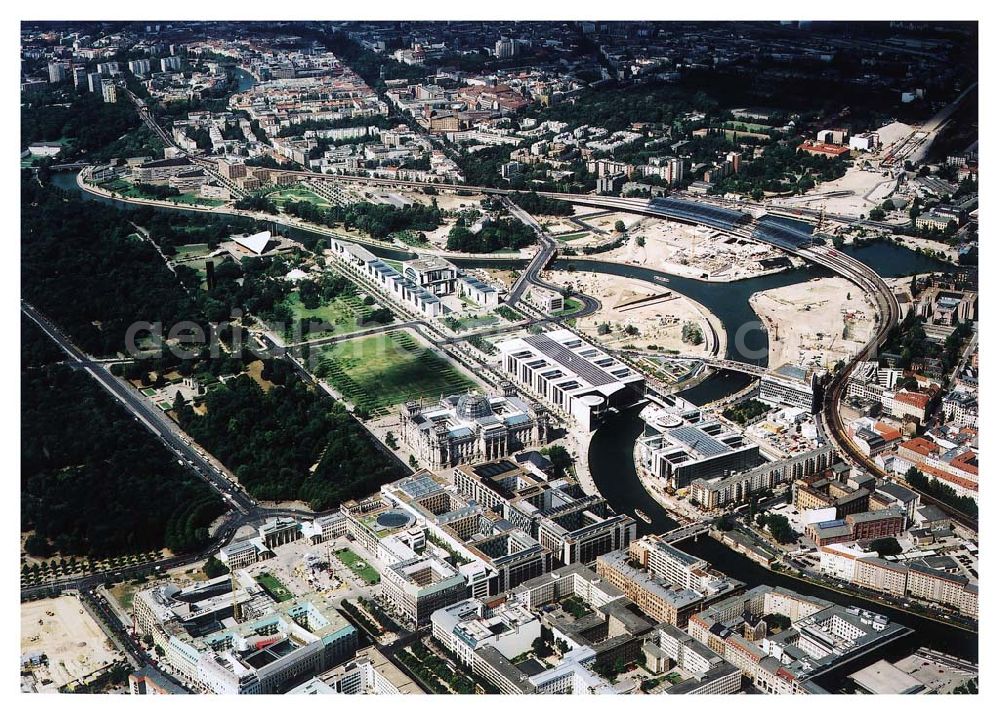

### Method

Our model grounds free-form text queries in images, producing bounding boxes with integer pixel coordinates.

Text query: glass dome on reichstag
[456,393,494,421]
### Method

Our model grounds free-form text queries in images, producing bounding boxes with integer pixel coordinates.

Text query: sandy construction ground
[571,203,602,217]
[770,122,916,216]
[419,218,460,250]
[21,595,121,691]
[543,217,585,234]
[483,267,519,292]
[548,270,724,357]
[892,234,959,263]
[750,277,876,371]
[576,211,644,233]
[598,217,795,281]
[876,121,918,149]
[406,191,487,212]
[770,165,898,216]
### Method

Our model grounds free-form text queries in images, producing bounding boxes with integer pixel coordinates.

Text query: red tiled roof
[874,423,903,441]
[798,141,850,156]
[894,391,931,409]
[899,437,939,457]
[949,451,979,476]
[918,462,978,492]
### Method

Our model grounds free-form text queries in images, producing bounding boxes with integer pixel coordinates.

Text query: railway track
[807,250,978,531]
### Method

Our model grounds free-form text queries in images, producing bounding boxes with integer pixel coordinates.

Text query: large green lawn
[554,297,584,316]
[172,192,225,207]
[722,120,774,132]
[99,178,131,193]
[555,231,591,243]
[98,180,224,207]
[178,258,213,289]
[444,313,500,332]
[282,290,373,337]
[269,185,332,209]
[336,549,380,584]
[256,572,294,602]
[315,331,476,415]
[173,243,211,260]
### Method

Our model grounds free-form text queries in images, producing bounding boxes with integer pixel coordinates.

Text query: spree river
[51,172,973,668]
[589,404,977,675]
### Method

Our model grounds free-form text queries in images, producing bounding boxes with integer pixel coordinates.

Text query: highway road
[504,198,601,317]
[504,198,558,306]
[22,300,256,517]
[20,301,332,602]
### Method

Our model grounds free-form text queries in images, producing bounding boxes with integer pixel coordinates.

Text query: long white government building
[496,329,646,430]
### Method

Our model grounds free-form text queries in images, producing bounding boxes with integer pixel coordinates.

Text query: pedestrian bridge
[659,520,713,544]
[632,350,770,378]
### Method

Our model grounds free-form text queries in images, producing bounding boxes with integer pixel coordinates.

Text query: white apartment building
[380,554,468,626]
[101,78,117,104]
[458,275,501,307]
[161,55,183,72]
[129,59,152,76]
[432,598,540,668]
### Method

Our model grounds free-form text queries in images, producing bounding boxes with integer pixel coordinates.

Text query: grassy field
[722,120,774,132]
[99,178,131,192]
[315,330,476,415]
[256,572,293,602]
[172,192,225,207]
[555,231,591,243]
[107,581,143,612]
[554,297,584,316]
[445,313,500,332]
[394,230,431,247]
[179,258,213,289]
[269,185,332,210]
[282,290,374,337]
[336,549,380,584]
[458,314,500,330]
[173,243,211,260]
[98,180,223,207]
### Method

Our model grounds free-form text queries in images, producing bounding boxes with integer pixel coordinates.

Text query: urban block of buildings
[133,571,358,694]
